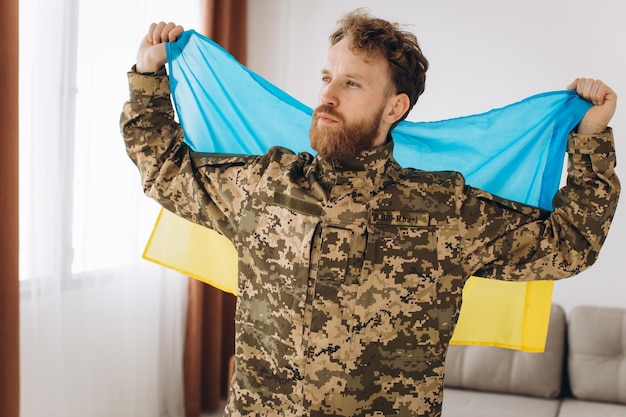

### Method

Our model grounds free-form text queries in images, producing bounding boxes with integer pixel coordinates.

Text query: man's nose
[319,82,338,107]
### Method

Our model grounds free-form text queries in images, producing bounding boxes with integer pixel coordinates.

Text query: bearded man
[121,9,619,417]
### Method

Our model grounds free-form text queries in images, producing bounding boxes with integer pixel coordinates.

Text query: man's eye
[321,76,331,83]
[347,80,360,87]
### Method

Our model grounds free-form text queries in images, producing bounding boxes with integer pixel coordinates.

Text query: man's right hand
[136,22,185,73]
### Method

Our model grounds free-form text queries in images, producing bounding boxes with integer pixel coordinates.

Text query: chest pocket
[367,209,438,284]
[367,223,438,311]
[372,224,437,273]
[238,193,319,348]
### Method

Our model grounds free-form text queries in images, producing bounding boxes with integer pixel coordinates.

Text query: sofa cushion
[441,388,561,417]
[567,305,626,405]
[558,398,626,417]
[444,304,565,398]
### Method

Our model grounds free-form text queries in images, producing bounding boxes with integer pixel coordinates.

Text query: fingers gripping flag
[143,30,592,352]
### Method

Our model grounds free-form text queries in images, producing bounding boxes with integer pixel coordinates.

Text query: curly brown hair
[329,9,429,126]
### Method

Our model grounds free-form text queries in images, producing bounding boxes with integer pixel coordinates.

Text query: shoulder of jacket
[470,186,546,217]
[404,168,466,187]
[191,151,252,167]
[265,145,298,160]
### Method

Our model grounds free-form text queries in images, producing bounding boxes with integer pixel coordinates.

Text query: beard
[309,104,385,159]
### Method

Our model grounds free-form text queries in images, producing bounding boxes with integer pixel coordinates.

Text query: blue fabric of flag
[166,29,592,209]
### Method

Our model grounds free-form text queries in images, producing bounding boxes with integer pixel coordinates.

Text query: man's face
[310,37,393,158]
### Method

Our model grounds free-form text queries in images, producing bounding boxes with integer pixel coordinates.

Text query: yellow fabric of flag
[449,277,553,352]
[143,208,238,295]
[144,208,553,352]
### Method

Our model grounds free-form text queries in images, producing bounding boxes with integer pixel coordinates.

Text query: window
[19,0,201,282]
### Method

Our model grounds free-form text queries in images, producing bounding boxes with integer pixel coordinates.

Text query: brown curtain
[0,0,20,416]
[183,1,247,416]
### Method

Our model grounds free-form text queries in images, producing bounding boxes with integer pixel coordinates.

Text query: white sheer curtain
[19,1,201,416]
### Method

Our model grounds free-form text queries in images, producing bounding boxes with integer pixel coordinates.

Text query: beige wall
[247,0,626,312]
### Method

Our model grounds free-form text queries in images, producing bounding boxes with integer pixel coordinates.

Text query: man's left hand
[568,78,617,134]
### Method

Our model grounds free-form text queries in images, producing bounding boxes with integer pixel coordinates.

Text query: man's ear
[384,93,411,125]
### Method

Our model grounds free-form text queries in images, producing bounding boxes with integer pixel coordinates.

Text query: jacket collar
[308,139,404,200]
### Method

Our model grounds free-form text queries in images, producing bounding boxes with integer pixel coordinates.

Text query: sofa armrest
[567,305,626,405]
[444,304,566,398]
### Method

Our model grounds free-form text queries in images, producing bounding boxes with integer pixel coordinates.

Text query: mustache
[313,105,344,122]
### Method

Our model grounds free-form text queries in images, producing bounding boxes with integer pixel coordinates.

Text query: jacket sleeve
[462,129,620,281]
[120,68,262,241]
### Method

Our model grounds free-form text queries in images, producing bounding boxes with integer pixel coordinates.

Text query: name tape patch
[370,210,429,226]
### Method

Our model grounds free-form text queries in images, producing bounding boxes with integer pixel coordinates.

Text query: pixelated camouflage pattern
[121,70,620,416]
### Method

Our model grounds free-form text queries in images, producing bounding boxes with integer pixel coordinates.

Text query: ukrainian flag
[143,30,591,352]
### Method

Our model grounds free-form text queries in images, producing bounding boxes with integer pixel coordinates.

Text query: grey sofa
[442,304,626,417]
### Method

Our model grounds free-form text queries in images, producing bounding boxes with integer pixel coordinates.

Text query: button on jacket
[121,70,620,417]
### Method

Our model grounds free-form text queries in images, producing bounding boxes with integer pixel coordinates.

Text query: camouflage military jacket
[121,70,620,417]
